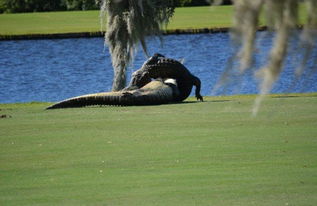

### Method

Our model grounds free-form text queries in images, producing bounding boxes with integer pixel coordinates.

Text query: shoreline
[0,26,269,41]
[1,92,316,105]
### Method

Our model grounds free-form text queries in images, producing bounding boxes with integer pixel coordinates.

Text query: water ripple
[0,33,316,103]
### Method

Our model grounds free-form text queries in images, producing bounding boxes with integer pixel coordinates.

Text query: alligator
[124,53,203,102]
[46,79,179,109]
[46,54,203,109]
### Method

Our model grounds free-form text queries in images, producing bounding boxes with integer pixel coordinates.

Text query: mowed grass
[1,94,317,205]
[0,6,233,36]
[0,10,102,35]
[0,5,309,36]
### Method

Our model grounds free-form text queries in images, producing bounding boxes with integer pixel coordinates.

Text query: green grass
[0,5,309,36]
[167,6,233,30]
[1,94,317,205]
[0,10,102,35]
[0,6,234,36]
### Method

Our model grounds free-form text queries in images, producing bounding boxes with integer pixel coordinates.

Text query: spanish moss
[217,0,317,115]
[100,0,175,91]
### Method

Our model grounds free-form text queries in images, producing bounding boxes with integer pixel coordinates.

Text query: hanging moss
[101,0,175,91]
[217,0,317,115]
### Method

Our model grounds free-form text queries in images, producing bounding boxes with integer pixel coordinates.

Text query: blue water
[0,32,316,103]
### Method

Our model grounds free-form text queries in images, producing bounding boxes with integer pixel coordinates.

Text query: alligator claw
[196,95,204,102]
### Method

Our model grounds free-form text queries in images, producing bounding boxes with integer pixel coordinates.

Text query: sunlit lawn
[0,5,308,36]
[0,6,234,35]
[1,94,317,205]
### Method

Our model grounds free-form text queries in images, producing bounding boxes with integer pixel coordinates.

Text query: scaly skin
[46,80,179,109]
[124,53,203,102]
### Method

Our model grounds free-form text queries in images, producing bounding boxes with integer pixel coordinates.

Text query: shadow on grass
[271,95,300,99]
[182,99,232,104]
[46,99,234,109]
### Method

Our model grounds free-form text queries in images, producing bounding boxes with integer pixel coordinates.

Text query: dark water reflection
[0,32,316,103]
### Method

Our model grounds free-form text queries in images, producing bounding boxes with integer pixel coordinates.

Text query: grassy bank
[0,10,101,36]
[0,5,309,37]
[0,6,233,36]
[1,94,317,205]
[0,6,235,36]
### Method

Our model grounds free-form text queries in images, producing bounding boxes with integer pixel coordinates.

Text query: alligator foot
[196,94,204,102]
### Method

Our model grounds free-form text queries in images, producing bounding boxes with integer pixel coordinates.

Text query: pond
[0,32,316,103]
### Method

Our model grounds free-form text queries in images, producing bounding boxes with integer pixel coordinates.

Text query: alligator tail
[46,80,178,109]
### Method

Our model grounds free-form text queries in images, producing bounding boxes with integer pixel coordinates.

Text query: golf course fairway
[0,94,316,205]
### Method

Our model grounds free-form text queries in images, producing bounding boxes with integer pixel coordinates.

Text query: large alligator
[124,53,203,102]
[47,54,203,109]
[46,79,179,109]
